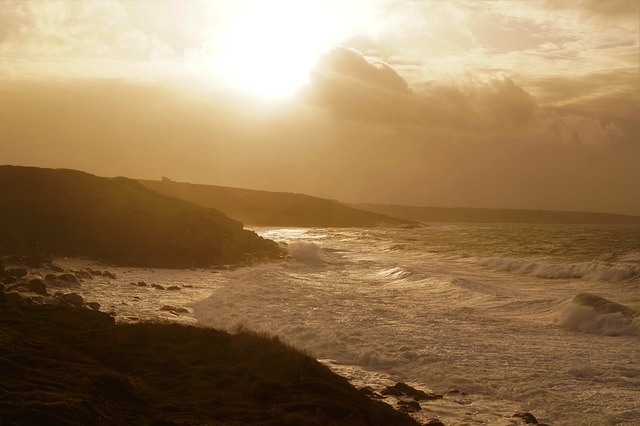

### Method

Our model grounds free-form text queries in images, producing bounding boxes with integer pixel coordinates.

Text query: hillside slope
[0,166,282,267]
[353,204,640,225]
[140,180,413,228]
[0,302,419,426]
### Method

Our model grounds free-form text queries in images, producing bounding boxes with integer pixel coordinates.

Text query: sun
[214,0,347,98]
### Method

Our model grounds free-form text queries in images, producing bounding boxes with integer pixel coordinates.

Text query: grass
[0,303,419,426]
[0,166,283,268]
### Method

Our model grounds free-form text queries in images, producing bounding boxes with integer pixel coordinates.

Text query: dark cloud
[304,46,416,122]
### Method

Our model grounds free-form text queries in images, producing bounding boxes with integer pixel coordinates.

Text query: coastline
[0,256,423,426]
[1,254,551,426]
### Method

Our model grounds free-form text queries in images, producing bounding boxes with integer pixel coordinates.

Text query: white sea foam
[286,241,325,264]
[557,303,640,336]
[556,293,640,336]
[63,224,640,426]
[479,257,640,282]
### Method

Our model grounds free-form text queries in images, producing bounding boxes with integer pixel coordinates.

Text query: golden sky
[1,0,639,215]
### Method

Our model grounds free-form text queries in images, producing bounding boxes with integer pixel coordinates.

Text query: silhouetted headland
[353,203,640,225]
[0,166,283,268]
[140,179,414,228]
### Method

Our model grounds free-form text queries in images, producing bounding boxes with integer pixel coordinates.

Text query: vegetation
[140,179,414,228]
[0,302,419,426]
[0,166,283,268]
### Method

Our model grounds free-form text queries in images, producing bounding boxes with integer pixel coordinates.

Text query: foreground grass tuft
[0,303,418,425]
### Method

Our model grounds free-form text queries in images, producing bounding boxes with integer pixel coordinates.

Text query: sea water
[193,224,640,425]
[63,224,640,425]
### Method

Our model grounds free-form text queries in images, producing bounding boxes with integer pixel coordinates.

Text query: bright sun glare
[215,0,347,98]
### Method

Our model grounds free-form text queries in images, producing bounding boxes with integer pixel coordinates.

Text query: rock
[182,284,194,288]
[397,399,421,413]
[44,273,57,282]
[360,386,383,399]
[3,276,17,285]
[152,283,164,290]
[60,293,84,307]
[103,271,117,279]
[513,412,539,424]
[5,291,28,305]
[74,270,93,279]
[160,305,189,314]
[166,286,181,291]
[85,302,101,311]
[382,383,442,401]
[50,264,65,272]
[26,279,48,296]
[424,419,446,426]
[58,273,80,285]
[4,268,27,278]
[136,281,147,287]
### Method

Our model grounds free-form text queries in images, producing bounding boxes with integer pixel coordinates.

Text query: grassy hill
[0,302,419,426]
[353,204,640,225]
[140,180,414,228]
[0,166,282,268]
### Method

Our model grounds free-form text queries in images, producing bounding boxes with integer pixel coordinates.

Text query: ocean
[67,224,640,425]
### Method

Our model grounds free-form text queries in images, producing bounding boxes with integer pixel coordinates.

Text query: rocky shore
[1,256,549,426]
[1,257,423,426]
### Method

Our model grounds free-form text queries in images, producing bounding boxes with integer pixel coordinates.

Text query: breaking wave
[556,293,640,336]
[479,257,640,282]
[286,241,325,264]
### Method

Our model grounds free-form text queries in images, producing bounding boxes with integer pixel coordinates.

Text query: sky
[1,0,639,215]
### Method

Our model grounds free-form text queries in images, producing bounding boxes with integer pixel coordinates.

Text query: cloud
[0,0,174,78]
[304,46,413,122]
[302,46,632,149]
[1,78,639,215]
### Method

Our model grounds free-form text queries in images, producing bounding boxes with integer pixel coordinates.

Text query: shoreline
[1,254,550,425]
[1,256,422,426]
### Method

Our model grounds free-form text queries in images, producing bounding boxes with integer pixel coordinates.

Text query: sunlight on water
[65,224,640,425]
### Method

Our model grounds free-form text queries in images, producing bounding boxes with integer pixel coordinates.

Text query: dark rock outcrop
[26,279,47,296]
[382,383,443,401]
[513,412,539,424]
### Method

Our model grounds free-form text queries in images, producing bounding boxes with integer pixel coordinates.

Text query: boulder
[4,268,27,278]
[85,302,101,311]
[5,291,28,305]
[58,273,80,285]
[360,386,383,399]
[166,286,181,291]
[160,305,189,314]
[513,412,539,424]
[3,276,17,285]
[424,420,446,426]
[74,270,93,280]
[26,279,48,296]
[136,281,147,287]
[397,399,421,413]
[382,383,442,401]
[151,284,165,290]
[103,271,117,279]
[60,293,84,307]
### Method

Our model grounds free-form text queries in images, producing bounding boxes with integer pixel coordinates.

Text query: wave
[377,266,414,281]
[286,241,325,264]
[556,293,640,336]
[479,257,640,282]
